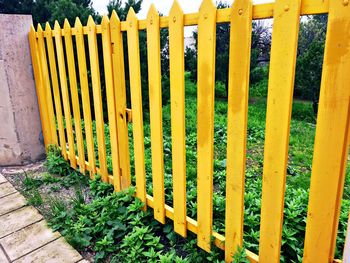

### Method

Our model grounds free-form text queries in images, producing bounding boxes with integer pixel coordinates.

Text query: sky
[92,0,272,36]
[92,0,272,18]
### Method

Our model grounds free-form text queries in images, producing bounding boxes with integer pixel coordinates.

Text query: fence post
[0,14,46,165]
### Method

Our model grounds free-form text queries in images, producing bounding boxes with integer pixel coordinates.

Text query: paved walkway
[0,173,87,263]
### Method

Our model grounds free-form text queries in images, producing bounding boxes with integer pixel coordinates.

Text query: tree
[107,0,170,109]
[107,0,142,20]
[0,0,97,25]
[295,15,327,113]
[184,2,272,97]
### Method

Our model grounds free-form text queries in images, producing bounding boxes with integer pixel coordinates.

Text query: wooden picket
[224,0,252,261]
[101,15,122,191]
[259,1,301,262]
[44,23,67,160]
[147,5,166,224]
[126,8,147,206]
[303,1,350,262]
[63,19,86,173]
[28,0,349,262]
[36,25,57,146]
[169,0,187,238]
[196,0,216,252]
[54,21,77,169]
[110,11,131,189]
[87,16,108,182]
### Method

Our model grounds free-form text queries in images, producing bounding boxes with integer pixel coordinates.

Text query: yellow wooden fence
[28,0,350,262]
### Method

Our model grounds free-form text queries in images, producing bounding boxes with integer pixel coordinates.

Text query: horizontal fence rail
[28,0,349,262]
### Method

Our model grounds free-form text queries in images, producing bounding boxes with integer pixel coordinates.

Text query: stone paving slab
[14,237,83,263]
[0,220,61,261]
[0,173,85,262]
[0,192,26,216]
[0,174,7,184]
[0,206,43,238]
[0,247,9,263]
[0,182,16,198]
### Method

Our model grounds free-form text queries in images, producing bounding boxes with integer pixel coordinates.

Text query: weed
[26,188,43,206]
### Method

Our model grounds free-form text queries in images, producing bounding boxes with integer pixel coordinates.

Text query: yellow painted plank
[75,18,96,177]
[169,0,187,237]
[45,23,67,159]
[258,1,301,262]
[63,19,85,173]
[40,1,328,36]
[86,16,108,182]
[224,0,252,261]
[126,8,147,205]
[303,1,350,262]
[36,25,57,146]
[53,21,77,169]
[101,15,121,191]
[118,0,329,31]
[110,11,131,190]
[146,4,165,224]
[28,26,51,148]
[196,0,216,252]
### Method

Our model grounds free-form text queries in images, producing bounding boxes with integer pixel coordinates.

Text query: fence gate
[29,0,350,262]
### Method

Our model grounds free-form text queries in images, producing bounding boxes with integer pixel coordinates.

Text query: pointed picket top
[37,23,43,33]
[63,19,71,29]
[87,15,96,33]
[45,22,52,31]
[44,22,52,37]
[54,20,61,29]
[110,10,121,33]
[74,17,83,33]
[199,0,216,13]
[53,20,61,36]
[110,10,120,23]
[169,0,184,19]
[126,7,137,27]
[63,19,72,36]
[29,24,36,37]
[87,15,95,25]
[147,4,159,21]
[101,15,110,32]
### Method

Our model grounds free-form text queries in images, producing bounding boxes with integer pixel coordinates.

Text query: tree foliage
[0,0,97,25]
[184,2,272,97]
[295,15,327,112]
[106,0,170,109]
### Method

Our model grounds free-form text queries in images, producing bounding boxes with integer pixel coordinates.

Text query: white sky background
[93,0,272,36]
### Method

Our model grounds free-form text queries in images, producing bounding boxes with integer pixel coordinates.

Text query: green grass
[123,75,349,262]
[53,74,349,262]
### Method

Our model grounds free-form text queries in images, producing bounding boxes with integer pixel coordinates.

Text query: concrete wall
[0,14,45,166]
